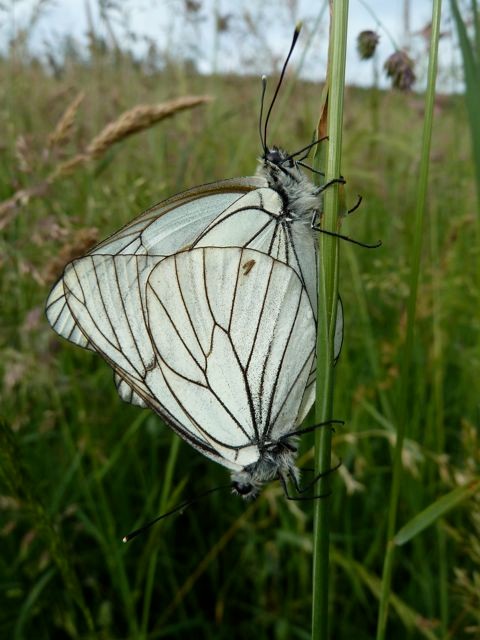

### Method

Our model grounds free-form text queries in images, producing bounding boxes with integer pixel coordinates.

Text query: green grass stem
[375,0,443,637]
[311,2,349,638]
[450,0,480,209]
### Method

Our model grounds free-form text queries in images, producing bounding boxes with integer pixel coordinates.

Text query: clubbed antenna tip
[262,25,302,151]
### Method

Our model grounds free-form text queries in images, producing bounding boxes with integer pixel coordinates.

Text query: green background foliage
[1,6,479,638]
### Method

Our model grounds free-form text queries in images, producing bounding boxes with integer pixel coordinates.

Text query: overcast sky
[3,0,461,92]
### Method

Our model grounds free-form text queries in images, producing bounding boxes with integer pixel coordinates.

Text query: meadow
[1,14,479,640]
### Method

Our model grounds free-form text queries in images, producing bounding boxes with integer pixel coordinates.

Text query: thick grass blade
[312,2,349,638]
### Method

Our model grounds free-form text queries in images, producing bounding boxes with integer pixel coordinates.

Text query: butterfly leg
[278,472,330,501]
[310,211,382,249]
[313,177,346,196]
[293,459,342,495]
[278,460,341,501]
[347,194,363,215]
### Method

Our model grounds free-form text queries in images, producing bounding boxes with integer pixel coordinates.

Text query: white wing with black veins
[46,176,344,424]
[58,247,316,471]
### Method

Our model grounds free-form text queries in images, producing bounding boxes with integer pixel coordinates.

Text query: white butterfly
[52,245,319,495]
[46,160,343,495]
[46,27,345,497]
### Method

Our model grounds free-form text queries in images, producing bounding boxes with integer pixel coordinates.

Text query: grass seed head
[357,30,380,60]
[384,50,416,90]
[85,96,212,159]
[47,91,85,149]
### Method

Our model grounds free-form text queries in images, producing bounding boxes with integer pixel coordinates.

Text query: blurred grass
[0,25,479,640]
[450,0,480,208]
[376,1,443,637]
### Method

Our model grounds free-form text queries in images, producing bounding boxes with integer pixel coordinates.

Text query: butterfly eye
[265,149,284,165]
[232,480,254,496]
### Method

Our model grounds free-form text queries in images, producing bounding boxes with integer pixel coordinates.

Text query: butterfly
[46,26,346,499]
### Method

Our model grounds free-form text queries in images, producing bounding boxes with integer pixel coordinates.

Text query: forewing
[192,188,322,346]
[55,251,242,468]
[193,188,280,250]
[92,177,266,255]
[46,178,266,349]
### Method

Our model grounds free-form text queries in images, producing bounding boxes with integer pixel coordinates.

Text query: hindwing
[60,247,316,470]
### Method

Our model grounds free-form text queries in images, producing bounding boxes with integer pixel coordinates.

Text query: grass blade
[450,0,480,205]
[312,2,349,638]
[394,479,480,546]
[375,1,443,637]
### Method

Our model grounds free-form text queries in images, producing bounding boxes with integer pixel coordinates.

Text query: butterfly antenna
[263,22,302,151]
[259,75,268,154]
[122,484,231,543]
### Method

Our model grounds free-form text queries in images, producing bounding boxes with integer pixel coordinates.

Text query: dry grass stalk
[47,155,88,181]
[15,136,32,173]
[49,95,212,180]
[0,183,51,231]
[0,95,212,231]
[85,95,212,158]
[47,92,85,149]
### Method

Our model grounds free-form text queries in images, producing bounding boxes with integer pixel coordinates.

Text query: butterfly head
[261,145,296,172]
[230,438,299,499]
[263,146,294,168]
[258,146,307,189]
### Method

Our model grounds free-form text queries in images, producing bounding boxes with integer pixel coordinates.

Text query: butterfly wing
[46,177,267,348]
[60,247,316,470]
[47,175,343,423]
[189,186,343,412]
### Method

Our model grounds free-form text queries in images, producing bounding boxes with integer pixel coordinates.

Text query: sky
[2,0,461,92]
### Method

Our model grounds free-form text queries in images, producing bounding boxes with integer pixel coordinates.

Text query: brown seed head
[384,50,416,91]
[357,30,380,60]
